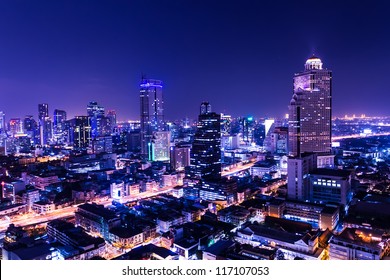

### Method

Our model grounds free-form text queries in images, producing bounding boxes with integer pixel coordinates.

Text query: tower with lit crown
[288,55,332,157]
[287,56,333,201]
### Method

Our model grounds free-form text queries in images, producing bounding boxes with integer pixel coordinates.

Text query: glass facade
[188,103,221,181]
[140,79,164,159]
[288,56,332,156]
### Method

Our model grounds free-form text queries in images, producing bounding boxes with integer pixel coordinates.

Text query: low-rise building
[217,205,250,227]
[236,217,325,260]
[75,203,121,239]
[309,168,352,206]
[329,228,390,260]
[0,203,27,217]
[267,199,339,230]
[31,201,55,215]
[114,244,179,260]
[47,219,106,260]
[109,227,144,249]
[156,211,185,233]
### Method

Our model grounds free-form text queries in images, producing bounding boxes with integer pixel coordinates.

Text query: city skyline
[1,1,390,121]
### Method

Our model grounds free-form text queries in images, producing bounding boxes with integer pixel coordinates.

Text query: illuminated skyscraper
[53,109,67,143]
[287,56,332,201]
[8,118,22,136]
[106,110,117,132]
[150,131,171,161]
[87,101,110,139]
[188,102,221,181]
[288,56,332,157]
[23,115,39,144]
[0,111,5,133]
[87,101,105,118]
[38,103,49,121]
[67,116,91,148]
[38,103,51,145]
[139,79,164,159]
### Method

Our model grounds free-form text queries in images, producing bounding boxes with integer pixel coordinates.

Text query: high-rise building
[126,130,141,153]
[150,131,170,161]
[220,113,232,136]
[139,79,164,159]
[188,102,221,181]
[23,115,39,144]
[0,111,5,133]
[38,103,51,145]
[106,110,117,132]
[53,109,67,143]
[87,101,105,118]
[92,135,113,154]
[170,143,191,171]
[8,118,23,136]
[67,116,91,148]
[38,103,49,121]
[288,55,332,157]
[287,153,317,201]
[42,117,52,145]
[241,116,255,145]
[87,101,106,139]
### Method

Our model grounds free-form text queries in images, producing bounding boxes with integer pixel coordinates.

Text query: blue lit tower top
[140,79,163,89]
[304,55,323,70]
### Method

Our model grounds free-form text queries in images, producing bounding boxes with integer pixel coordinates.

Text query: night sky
[0,0,389,121]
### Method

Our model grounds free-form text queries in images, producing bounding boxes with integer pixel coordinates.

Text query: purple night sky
[0,0,389,121]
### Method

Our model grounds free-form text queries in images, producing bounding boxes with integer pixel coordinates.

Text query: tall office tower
[126,130,141,153]
[0,111,5,133]
[241,116,255,145]
[106,110,117,132]
[38,103,49,121]
[87,101,106,139]
[87,101,105,117]
[23,116,39,144]
[170,143,191,171]
[43,118,52,144]
[8,118,23,136]
[53,109,67,143]
[38,103,51,145]
[67,116,91,148]
[220,113,232,135]
[288,55,332,157]
[150,131,171,161]
[23,115,35,132]
[139,79,164,159]
[188,102,221,181]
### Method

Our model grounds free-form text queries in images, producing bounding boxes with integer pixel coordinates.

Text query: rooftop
[204,240,235,256]
[310,168,351,178]
[77,203,118,221]
[109,227,143,238]
[114,244,177,260]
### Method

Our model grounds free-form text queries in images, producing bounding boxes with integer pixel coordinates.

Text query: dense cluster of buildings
[1,56,390,260]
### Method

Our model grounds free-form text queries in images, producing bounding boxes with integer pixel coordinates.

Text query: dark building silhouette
[188,102,221,181]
